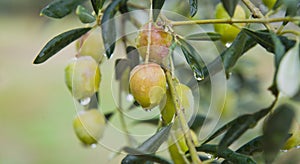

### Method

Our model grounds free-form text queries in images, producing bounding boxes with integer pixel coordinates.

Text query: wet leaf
[189,0,198,17]
[121,124,172,163]
[40,0,86,19]
[122,147,172,164]
[34,27,91,64]
[221,0,239,17]
[203,99,277,146]
[178,37,206,81]
[194,144,256,164]
[185,32,221,41]
[76,5,96,23]
[263,104,295,164]
[152,0,165,22]
[101,0,125,58]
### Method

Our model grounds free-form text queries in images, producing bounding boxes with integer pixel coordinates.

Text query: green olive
[160,84,194,124]
[214,3,246,43]
[65,56,101,100]
[283,123,300,150]
[73,109,106,145]
[129,63,166,110]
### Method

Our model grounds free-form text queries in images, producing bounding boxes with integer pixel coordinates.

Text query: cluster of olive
[65,28,106,145]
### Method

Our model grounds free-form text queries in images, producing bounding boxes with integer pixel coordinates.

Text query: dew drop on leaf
[91,143,97,149]
[79,97,91,106]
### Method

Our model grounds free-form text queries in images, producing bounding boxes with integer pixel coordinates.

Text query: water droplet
[79,97,91,106]
[206,153,213,159]
[90,143,97,149]
[193,71,204,81]
[126,94,134,102]
[225,42,232,48]
[280,149,288,152]
[296,145,300,149]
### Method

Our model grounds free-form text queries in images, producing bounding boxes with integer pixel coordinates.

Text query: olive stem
[145,0,153,64]
[166,71,201,164]
[241,0,274,31]
[170,17,300,26]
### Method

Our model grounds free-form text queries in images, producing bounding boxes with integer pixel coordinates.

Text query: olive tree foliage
[34,0,300,163]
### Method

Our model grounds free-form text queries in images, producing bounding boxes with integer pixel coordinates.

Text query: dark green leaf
[201,29,257,80]
[221,0,239,17]
[115,59,130,80]
[185,32,221,41]
[132,118,160,126]
[188,114,208,134]
[126,46,140,69]
[263,104,295,164]
[178,38,206,81]
[101,0,124,58]
[283,0,299,18]
[243,28,295,54]
[152,0,165,22]
[273,0,283,10]
[34,27,91,64]
[122,124,172,163]
[235,136,264,156]
[76,5,96,23]
[91,0,105,15]
[122,147,172,164]
[203,98,277,146]
[189,0,198,17]
[194,144,256,164]
[40,0,86,19]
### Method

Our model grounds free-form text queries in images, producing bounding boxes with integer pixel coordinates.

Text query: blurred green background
[0,0,299,163]
[0,1,124,163]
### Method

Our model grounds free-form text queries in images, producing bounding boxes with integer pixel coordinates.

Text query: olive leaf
[178,37,206,81]
[152,0,165,22]
[121,124,172,163]
[188,114,207,134]
[91,0,105,15]
[184,32,221,41]
[76,5,96,23]
[40,0,86,19]
[101,0,125,58]
[126,46,140,69]
[132,118,160,126]
[189,0,198,17]
[194,144,256,164]
[263,104,295,164]
[221,0,239,17]
[202,98,277,148]
[34,27,92,64]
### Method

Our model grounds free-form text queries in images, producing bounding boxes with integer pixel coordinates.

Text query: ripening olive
[136,22,173,64]
[129,63,166,110]
[65,56,101,100]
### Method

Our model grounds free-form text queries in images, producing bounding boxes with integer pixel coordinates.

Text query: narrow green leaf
[101,0,124,58]
[91,0,105,15]
[40,0,86,19]
[132,118,159,126]
[203,98,277,145]
[115,59,130,80]
[194,144,256,164]
[243,28,295,54]
[188,114,207,134]
[185,32,221,41]
[34,27,91,64]
[121,124,172,163]
[221,0,239,17]
[76,5,96,23]
[189,0,198,17]
[263,104,295,164]
[126,46,140,69]
[178,38,206,81]
[122,147,172,164]
[152,0,165,22]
